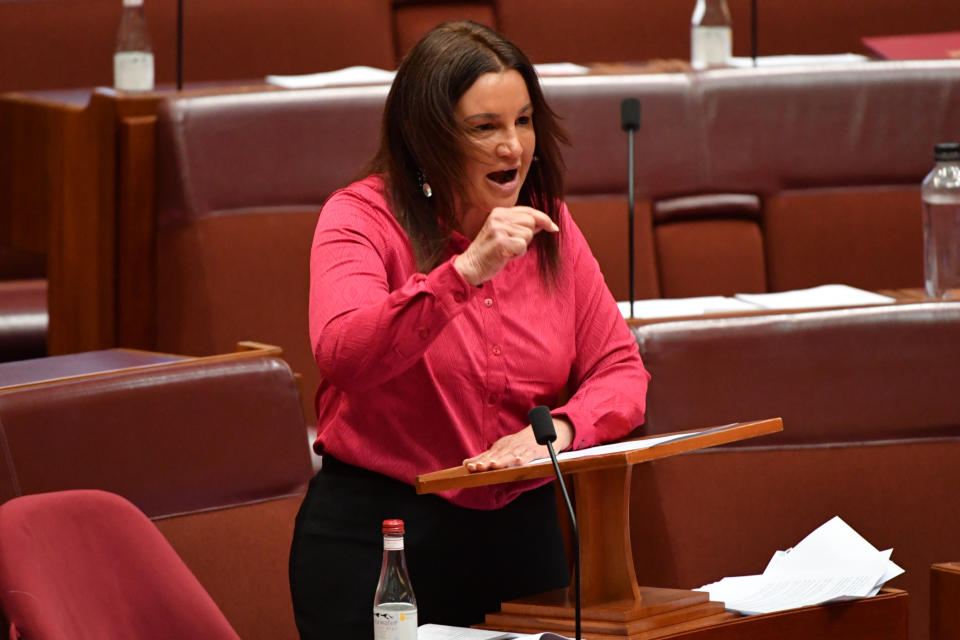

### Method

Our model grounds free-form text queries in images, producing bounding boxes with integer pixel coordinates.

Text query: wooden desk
[0,340,281,391]
[418,420,784,639]
[625,288,932,330]
[0,84,274,355]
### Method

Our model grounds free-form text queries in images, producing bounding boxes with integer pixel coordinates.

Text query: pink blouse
[309,175,650,509]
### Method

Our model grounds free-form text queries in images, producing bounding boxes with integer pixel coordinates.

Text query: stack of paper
[698,516,903,615]
[266,63,589,90]
[418,624,569,640]
[619,284,896,319]
[733,284,895,309]
[266,65,397,89]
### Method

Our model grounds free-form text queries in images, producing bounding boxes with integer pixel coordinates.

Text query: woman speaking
[289,20,650,639]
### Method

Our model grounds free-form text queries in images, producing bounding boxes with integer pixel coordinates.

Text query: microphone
[620,98,641,132]
[620,98,641,319]
[529,405,581,640]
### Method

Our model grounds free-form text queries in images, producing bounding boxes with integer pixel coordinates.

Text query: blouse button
[492,345,502,356]
[418,328,430,339]
[453,292,466,303]
[487,394,498,405]
[484,298,494,307]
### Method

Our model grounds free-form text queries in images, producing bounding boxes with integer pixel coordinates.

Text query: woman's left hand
[463,417,573,473]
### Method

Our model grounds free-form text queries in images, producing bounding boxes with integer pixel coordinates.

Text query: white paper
[418,626,570,640]
[726,54,870,68]
[698,516,903,616]
[698,571,881,615]
[529,430,704,465]
[266,65,396,89]
[534,62,590,76]
[618,296,758,319]
[734,284,895,309]
[417,624,515,640]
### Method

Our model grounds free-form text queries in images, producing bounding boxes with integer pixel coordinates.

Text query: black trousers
[289,456,570,640]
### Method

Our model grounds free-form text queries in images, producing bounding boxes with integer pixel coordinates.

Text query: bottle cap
[382,519,405,535]
[123,0,144,6]
[934,142,960,162]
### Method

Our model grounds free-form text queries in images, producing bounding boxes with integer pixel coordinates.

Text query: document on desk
[418,624,570,640]
[698,516,904,615]
[266,65,396,88]
[618,296,757,319]
[733,284,895,309]
[528,430,704,465]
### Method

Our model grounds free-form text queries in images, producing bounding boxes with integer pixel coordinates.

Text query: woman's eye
[473,123,495,132]
[517,115,531,126]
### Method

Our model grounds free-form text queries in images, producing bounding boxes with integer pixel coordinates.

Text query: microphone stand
[529,406,580,640]
[176,0,183,89]
[620,99,641,319]
[627,126,635,319]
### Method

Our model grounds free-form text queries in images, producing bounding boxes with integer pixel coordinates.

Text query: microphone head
[620,98,641,132]
[529,405,557,445]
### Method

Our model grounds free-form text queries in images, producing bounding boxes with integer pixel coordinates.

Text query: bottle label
[691,26,732,70]
[374,604,417,640]
[383,538,403,551]
[114,51,155,92]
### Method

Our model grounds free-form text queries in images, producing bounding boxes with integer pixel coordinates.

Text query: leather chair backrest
[634,301,960,444]
[0,489,242,639]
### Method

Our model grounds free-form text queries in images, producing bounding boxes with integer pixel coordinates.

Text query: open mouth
[487,168,518,185]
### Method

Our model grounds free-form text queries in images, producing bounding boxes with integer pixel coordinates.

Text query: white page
[534,62,590,76]
[727,54,870,68]
[734,284,895,309]
[528,430,704,465]
[699,571,883,615]
[763,516,903,583]
[266,65,395,89]
[417,624,515,640]
[700,516,902,615]
[418,626,570,640]
[618,296,758,319]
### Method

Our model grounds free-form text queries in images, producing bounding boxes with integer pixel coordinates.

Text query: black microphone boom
[620,98,641,319]
[176,0,183,90]
[529,405,581,640]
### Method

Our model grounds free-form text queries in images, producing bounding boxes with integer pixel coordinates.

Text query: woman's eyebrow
[463,103,533,123]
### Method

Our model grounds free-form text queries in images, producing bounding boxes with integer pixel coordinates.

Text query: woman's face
[454,69,536,227]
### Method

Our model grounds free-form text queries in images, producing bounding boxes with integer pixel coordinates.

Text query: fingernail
[551,222,559,232]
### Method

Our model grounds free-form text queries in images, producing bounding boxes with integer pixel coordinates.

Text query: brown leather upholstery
[154,86,389,422]
[392,1,497,61]
[5,1,960,93]
[0,0,395,92]
[496,0,692,64]
[0,246,45,280]
[653,194,765,297]
[0,353,313,640]
[151,61,960,430]
[930,562,960,640]
[0,279,47,363]
[630,302,960,640]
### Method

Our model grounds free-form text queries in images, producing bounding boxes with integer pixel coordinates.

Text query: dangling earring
[418,170,433,198]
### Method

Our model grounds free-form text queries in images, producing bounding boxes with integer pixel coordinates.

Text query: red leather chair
[0,489,241,640]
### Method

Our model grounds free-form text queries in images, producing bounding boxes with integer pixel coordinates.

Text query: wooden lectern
[415,419,782,639]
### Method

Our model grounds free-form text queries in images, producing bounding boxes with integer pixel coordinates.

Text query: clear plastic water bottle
[114,0,154,92]
[921,142,960,299]
[691,0,733,70]
[373,519,417,640]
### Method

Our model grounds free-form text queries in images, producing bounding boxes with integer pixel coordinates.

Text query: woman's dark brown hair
[369,20,568,283]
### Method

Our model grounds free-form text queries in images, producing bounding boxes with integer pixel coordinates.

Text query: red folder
[862,31,960,60]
